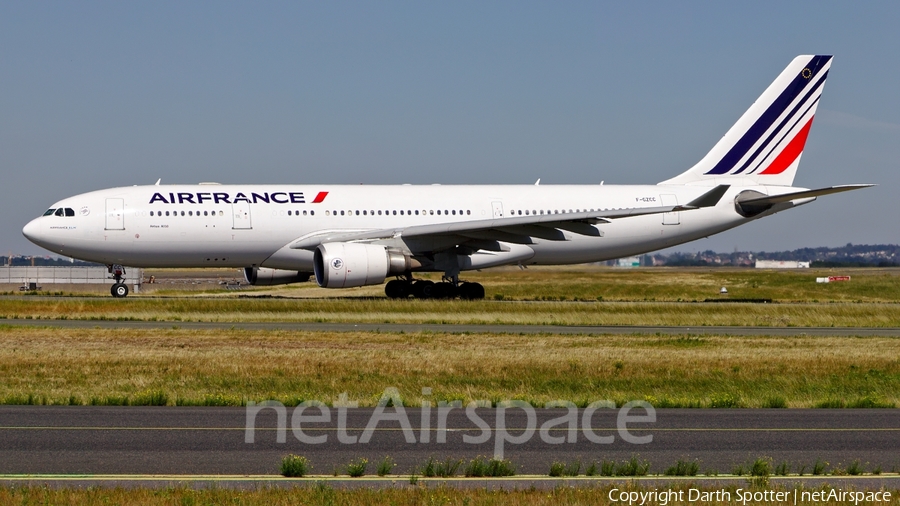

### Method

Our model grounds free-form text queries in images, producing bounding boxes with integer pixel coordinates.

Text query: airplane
[22,55,872,299]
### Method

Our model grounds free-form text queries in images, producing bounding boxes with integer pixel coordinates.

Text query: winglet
[681,185,730,209]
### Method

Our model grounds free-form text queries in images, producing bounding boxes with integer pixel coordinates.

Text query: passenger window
[310,210,314,216]
[44,209,56,216]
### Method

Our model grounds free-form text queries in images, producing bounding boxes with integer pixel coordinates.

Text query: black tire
[111,283,129,298]
[432,282,455,299]
[384,279,409,299]
[459,282,485,300]
[412,280,434,299]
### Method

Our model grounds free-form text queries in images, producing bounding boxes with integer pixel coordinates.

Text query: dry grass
[4,267,900,326]
[3,298,900,327]
[144,266,900,302]
[1,327,896,408]
[0,484,896,505]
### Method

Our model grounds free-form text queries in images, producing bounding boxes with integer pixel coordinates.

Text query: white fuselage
[22,183,795,272]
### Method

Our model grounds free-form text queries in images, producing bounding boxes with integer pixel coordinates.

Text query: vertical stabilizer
[660,55,832,187]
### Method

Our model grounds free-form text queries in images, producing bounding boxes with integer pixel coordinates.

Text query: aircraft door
[105,198,125,230]
[491,201,504,218]
[232,202,252,229]
[659,194,680,225]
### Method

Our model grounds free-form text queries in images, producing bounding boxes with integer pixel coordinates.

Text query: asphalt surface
[1,407,897,476]
[4,318,900,336]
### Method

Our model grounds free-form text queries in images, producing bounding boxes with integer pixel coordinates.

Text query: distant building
[755,260,810,269]
[614,257,642,268]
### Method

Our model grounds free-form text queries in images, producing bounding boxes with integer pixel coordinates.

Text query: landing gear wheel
[384,279,409,299]
[412,280,434,299]
[432,282,457,299]
[458,282,485,300]
[111,283,129,298]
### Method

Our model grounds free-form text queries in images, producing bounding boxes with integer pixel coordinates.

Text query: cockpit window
[54,208,64,217]
[65,208,75,217]
[43,209,56,216]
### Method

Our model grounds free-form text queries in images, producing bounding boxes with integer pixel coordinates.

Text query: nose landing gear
[108,264,129,298]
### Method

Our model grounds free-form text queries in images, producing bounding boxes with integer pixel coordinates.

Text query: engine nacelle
[314,242,413,288]
[243,267,311,286]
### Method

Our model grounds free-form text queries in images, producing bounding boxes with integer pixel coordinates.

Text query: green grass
[0,326,897,407]
[344,458,368,477]
[464,456,516,477]
[280,454,310,477]
[664,459,699,476]
[136,266,900,303]
[548,460,580,477]
[375,456,395,477]
[3,297,900,327]
[3,268,900,327]
[616,455,651,476]
[421,457,462,478]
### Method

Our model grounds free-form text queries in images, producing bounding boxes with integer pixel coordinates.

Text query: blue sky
[2,1,898,256]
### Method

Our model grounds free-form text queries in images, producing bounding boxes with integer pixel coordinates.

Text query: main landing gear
[108,264,129,298]
[384,275,485,300]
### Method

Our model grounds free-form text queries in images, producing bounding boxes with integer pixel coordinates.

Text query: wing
[289,185,730,251]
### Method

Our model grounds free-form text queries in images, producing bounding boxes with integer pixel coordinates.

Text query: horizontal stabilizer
[738,184,874,207]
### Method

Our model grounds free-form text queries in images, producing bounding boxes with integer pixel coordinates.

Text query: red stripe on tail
[759,117,814,175]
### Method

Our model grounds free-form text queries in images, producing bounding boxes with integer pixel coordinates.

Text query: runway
[4,318,900,336]
[0,407,897,476]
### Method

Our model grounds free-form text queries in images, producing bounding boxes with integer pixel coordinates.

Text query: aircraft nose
[22,218,43,244]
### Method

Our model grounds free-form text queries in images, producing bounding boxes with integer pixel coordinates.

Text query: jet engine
[314,242,417,288]
[243,267,311,286]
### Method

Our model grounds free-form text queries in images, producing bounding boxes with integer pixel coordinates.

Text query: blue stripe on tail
[704,55,831,175]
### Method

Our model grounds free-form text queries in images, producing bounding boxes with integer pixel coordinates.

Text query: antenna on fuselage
[155,179,161,185]
[534,178,540,185]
